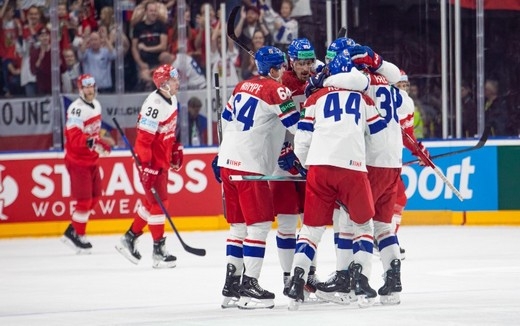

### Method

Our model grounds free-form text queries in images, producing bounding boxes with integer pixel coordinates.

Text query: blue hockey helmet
[287,38,316,61]
[325,37,357,63]
[255,46,286,76]
[328,49,354,75]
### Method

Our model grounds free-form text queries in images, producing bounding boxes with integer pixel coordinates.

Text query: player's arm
[65,106,89,149]
[273,85,300,134]
[293,104,314,168]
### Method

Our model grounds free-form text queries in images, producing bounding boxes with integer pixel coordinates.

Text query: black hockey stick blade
[227,6,255,57]
[336,26,347,38]
[404,126,490,166]
[112,118,206,257]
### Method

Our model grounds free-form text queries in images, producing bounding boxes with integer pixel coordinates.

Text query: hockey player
[273,37,318,298]
[212,45,300,309]
[62,74,112,254]
[283,50,386,309]
[315,41,430,306]
[115,64,184,269]
[393,69,429,259]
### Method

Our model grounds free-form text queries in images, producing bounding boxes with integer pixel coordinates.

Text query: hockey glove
[87,137,111,156]
[305,71,328,98]
[140,165,160,190]
[413,142,431,167]
[348,45,383,72]
[211,155,222,183]
[278,142,307,177]
[170,141,184,171]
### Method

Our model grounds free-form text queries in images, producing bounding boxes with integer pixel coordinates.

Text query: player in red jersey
[115,64,184,269]
[274,38,320,299]
[62,74,112,254]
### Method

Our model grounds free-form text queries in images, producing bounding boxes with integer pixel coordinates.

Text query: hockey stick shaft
[227,6,255,57]
[401,128,464,201]
[404,126,489,166]
[112,118,206,256]
[230,175,306,182]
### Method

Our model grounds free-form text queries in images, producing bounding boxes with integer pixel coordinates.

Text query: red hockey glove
[87,137,111,156]
[140,165,160,190]
[348,45,383,72]
[170,142,184,171]
[413,142,431,167]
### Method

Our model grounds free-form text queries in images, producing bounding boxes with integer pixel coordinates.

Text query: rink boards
[0,140,519,237]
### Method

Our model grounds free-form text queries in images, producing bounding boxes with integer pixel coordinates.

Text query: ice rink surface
[1,225,519,326]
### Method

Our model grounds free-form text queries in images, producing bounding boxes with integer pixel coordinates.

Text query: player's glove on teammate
[212,155,221,183]
[278,142,307,177]
[140,165,160,190]
[348,45,383,72]
[305,71,328,98]
[87,137,111,156]
[170,141,184,171]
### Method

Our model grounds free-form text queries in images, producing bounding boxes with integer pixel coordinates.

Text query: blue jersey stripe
[297,120,314,132]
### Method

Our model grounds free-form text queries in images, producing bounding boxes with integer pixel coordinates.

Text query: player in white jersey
[283,50,387,309]
[393,69,431,259]
[116,64,184,269]
[212,46,300,310]
[62,74,112,254]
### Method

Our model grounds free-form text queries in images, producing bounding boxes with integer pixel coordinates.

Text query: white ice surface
[1,226,520,326]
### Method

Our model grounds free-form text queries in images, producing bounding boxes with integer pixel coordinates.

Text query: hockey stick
[230,175,306,182]
[227,6,254,57]
[403,126,489,166]
[401,128,464,201]
[337,26,347,38]
[112,118,206,257]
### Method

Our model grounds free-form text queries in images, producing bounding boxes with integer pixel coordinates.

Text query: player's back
[301,86,371,172]
[364,73,404,168]
[218,77,299,175]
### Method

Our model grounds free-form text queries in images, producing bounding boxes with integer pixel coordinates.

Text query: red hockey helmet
[399,69,408,82]
[77,74,96,89]
[153,64,179,89]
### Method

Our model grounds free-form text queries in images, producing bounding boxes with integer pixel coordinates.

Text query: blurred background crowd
[0,0,518,141]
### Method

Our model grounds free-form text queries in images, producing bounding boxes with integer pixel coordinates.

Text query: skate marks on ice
[1,227,520,325]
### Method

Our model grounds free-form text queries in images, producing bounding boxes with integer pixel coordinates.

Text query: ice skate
[221,263,241,309]
[350,263,377,308]
[287,267,305,311]
[61,224,92,254]
[302,266,323,303]
[115,229,142,265]
[282,272,291,296]
[378,259,402,305]
[315,270,353,305]
[152,237,177,269]
[237,275,275,309]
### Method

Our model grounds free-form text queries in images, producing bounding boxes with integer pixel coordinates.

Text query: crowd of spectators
[0,0,518,138]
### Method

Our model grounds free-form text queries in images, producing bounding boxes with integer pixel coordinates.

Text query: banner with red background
[0,149,222,223]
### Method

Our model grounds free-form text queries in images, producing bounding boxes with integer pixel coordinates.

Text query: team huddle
[60,23,429,311]
[212,36,430,310]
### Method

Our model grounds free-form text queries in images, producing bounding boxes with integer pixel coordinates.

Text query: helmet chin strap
[160,83,175,97]
[268,70,282,82]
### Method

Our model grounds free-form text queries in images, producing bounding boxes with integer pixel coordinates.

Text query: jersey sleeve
[135,101,160,165]
[270,84,300,133]
[65,105,89,149]
[294,102,315,166]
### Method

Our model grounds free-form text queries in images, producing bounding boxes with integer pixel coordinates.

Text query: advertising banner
[0,149,221,223]
[402,145,498,210]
